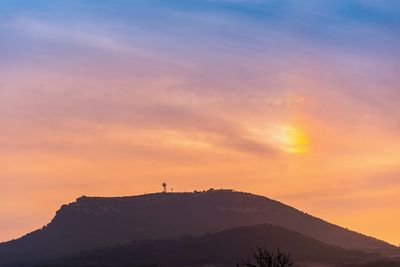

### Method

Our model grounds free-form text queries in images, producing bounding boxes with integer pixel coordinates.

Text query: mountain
[0,190,394,266]
[50,224,372,267]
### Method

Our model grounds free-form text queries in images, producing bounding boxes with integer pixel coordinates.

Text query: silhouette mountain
[0,190,394,266]
[52,224,372,267]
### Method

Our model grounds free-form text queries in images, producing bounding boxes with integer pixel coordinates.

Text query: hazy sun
[271,125,309,154]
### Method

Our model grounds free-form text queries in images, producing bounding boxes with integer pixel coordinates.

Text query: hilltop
[0,190,394,266]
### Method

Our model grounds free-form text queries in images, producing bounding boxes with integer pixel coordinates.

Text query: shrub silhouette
[238,248,293,267]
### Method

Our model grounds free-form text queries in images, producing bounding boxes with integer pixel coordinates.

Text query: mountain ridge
[0,189,395,266]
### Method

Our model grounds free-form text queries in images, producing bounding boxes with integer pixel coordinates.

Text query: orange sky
[1,0,399,246]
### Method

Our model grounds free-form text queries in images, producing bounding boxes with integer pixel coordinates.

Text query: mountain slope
[56,224,371,267]
[0,190,393,265]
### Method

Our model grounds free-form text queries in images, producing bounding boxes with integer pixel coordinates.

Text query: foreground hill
[50,224,371,267]
[0,190,393,265]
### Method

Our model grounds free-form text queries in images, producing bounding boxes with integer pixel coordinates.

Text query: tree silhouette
[238,248,293,267]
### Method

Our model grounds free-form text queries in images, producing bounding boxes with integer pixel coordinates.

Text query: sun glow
[271,125,309,154]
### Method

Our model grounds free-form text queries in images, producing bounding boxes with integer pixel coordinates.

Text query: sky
[0,0,399,245]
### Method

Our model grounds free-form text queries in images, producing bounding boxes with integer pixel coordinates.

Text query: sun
[271,125,309,154]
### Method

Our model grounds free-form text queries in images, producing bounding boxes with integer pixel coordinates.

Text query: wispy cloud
[7,16,130,52]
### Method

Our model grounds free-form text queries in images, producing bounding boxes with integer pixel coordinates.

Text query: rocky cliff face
[0,190,393,266]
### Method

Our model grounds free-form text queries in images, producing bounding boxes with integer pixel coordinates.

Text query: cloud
[7,16,130,52]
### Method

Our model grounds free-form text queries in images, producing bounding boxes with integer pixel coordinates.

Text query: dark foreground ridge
[49,224,372,267]
[0,189,395,266]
